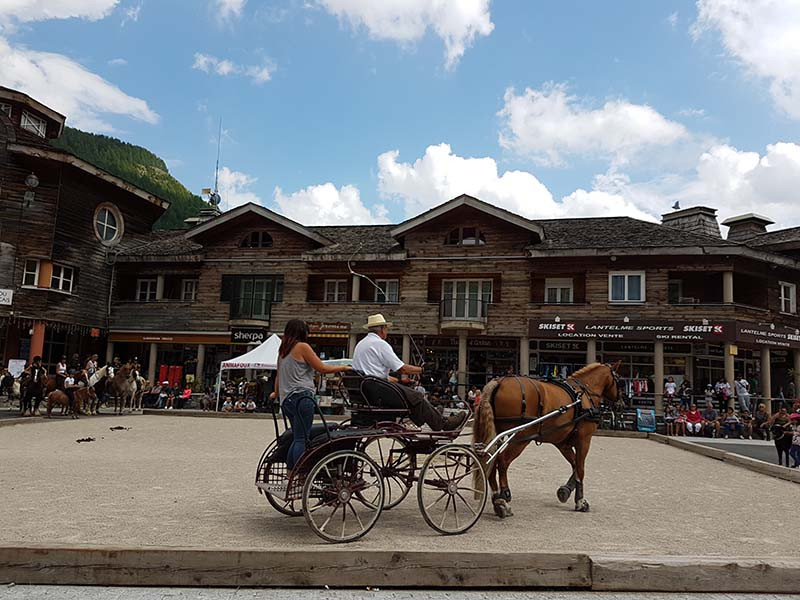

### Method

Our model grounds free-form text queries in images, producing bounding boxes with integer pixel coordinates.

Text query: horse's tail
[472,378,500,494]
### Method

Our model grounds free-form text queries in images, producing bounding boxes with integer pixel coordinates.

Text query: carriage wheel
[417,445,487,535]
[261,460,302,517]
[361,437,414,510]
[302,449,384,543]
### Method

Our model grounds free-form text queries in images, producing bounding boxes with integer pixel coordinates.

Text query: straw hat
[363,313,393,330]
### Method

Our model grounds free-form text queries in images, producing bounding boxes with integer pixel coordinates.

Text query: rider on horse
[21,355,47,417]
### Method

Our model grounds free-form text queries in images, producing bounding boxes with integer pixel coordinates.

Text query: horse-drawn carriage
[255,363,621,543]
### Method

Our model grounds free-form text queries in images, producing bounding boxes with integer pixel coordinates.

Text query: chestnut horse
[473,362,620,517]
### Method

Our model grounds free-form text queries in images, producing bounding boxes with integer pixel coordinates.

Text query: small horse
[473,362,620,517]
[107,363,135,414]
[46,390,78,419]
[89,365,116,414]
[130,375,146,411]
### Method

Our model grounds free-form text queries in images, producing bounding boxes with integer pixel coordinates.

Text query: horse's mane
[570,362,603,379]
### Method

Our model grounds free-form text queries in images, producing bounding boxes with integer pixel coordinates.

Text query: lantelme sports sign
[529,319,735,342]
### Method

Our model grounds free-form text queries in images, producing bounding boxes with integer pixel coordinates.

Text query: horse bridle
[567,363,621,411]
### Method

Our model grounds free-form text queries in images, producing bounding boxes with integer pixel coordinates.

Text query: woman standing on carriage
[269,319,351,471]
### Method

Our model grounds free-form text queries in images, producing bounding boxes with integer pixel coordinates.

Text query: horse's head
[600,360,623,407]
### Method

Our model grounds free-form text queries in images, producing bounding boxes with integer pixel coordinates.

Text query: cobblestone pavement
[0,416,797,555]
[1,587,798,600]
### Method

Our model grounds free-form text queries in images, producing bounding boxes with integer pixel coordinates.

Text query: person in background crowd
[769,406,793,467]
[84,354,98,378]
[63,369,79,413]
[222,396,234,413]
[740,409,753,439]
[664,376,677,404]
[56,356,67,376]
[271,319,352,471]
[790,413,800,468]
[702,402,720,438]
[68,353,80,373]
[200,387,213,411]
[704,384,715,408]
[675,405,687,436]
[788,381,796,401]
[157,381,171,410]
[723,406,743,439]
[21,356,47,417]
[686,403,702,436]
[664,401,677,436]
[414,380,427,399]
[468,385,478,405]
[1,368,14,402]
[714,378,731,413]
[678,380,692,410]
[754,403,771,440]
[246,399,256,413]
[234,398,245,412]
[735,374,751,414]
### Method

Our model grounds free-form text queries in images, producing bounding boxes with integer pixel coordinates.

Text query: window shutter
[220,275,237,301]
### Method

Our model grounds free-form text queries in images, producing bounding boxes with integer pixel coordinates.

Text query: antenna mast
[206,117,223,211]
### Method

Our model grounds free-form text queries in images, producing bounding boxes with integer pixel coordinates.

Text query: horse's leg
[573,425,596,512]
[555,442,578,503]
[496,440,531,504]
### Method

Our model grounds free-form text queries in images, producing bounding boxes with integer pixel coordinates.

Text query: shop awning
[220,334,281,370]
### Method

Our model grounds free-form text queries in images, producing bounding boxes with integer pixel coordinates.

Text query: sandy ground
[0,415,797,556]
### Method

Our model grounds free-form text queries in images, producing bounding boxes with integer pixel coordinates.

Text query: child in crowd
[740,409,753,439]
[790,413,800,468]
[723,406,743,439]
[675,405,687,436]
[234,398,246,412]
[664,402,677,436]
[221,396,234,412]
[664,376,677,404]
[246,399,256,413]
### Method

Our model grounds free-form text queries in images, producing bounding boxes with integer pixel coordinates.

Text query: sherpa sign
[231,327,267,344]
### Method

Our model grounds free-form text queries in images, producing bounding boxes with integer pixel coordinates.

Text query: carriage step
[256,481,288,494]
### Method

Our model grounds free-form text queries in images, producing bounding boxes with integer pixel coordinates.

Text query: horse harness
[489,366,618,444]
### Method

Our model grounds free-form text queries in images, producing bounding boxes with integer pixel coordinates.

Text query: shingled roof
[531,216,734,250]
[117,230,203,260]
[305,225,401,256]
[747,226,800,247]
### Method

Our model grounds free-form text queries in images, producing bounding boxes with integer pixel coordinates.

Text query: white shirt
[352,332,404,380]
[64,376,75,388]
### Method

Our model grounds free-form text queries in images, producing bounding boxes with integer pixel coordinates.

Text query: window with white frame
[609,271,645,303]
[0,103,11,118]
[324,279,348,303]
[137,279,157,302]
[94,203,124,245]
[182,279,199,301]
[375,279,399,303]
[20,111,46,137]
[50,264,74,293]
[442,279,493,319]
[544,278,573,304]
[780,281,797,314]
[22,259,40,287]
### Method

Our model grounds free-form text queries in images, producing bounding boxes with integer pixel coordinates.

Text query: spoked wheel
[362,437,414,509]
[302,449,384,543]
[260,459,302,517]
[417,445,487,535]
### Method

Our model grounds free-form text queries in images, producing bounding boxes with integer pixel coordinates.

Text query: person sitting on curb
[674,405,687,436]
[754,403,771,440]
[723,406,743,439]
[740,409,753,439]
[686,403,703,436]
[222,396,234,413]
[790,413,800,468]
[702,402,720,438]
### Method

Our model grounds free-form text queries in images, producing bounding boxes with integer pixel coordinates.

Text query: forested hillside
[52,127,207,229]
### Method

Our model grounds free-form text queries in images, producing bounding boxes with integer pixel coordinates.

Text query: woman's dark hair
[279,319,309,358]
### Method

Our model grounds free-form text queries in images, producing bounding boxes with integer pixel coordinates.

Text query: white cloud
[694,0,800,120]
[273,183,388,225]
[0,0,118,24]
[678,107,706,118]
[192,52,273,84]
[667,11,678,29]
[498,84,688,167]
[0,37,158,132]
[217,166,262,209]
[377,143,655,221]
[108,57,127,66]
[121,1,142,25]
[316,0,493,69]
[214,0,246,22]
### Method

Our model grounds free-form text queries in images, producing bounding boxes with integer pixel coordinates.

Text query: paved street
[1,587,799,600]
[692,437,785,465]
[1,415,798,556]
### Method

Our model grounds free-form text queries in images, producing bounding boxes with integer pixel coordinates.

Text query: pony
[130,375,146,411]
[89,365,116,414]
[107,363,136,414]
[46,385,97,419]
[473,362,620,517]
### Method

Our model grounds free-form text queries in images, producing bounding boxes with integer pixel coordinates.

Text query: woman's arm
[271,360,280,399]
[299,343,351,374]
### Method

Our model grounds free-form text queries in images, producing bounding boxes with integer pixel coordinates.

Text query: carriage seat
[341,372,410,426]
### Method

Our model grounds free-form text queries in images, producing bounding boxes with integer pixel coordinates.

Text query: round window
[94,203,124,245]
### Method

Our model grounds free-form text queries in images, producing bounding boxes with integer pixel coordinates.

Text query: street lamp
[23,172,38,207]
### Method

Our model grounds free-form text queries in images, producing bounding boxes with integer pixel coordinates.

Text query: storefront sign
[231,327,268,344]
[736,322,800,349]
[538,341,587,352]
[468,338,517,350]
[529,319,735,342]
[7,359,25,378]
[307,321,351,333]
[0,289,12,306]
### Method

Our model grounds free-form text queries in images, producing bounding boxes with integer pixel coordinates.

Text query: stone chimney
[661,206,721,238]
[184,206,221,227]
[721,213,774,242]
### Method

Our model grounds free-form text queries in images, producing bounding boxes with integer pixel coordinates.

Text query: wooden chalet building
[0,86,169,370]
[108,194,800,413]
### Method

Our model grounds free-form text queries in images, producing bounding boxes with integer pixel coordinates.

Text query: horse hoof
[575,499,590,512]
[557,486,572,503]
[493,500,512,519]
[500,488,512,502]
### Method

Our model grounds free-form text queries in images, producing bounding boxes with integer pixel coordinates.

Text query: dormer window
[445,227,486,246]
[0,103,11,118]
[21,111,46,137]
[240,231,273,248]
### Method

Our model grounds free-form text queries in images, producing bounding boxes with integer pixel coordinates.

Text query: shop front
[307,321,350,360]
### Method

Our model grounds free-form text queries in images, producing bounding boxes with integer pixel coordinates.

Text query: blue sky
[2,1,800,229]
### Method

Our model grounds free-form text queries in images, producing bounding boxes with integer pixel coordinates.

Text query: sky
[2,0,800,230]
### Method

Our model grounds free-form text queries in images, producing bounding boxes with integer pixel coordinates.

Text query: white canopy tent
[216,334,281,410]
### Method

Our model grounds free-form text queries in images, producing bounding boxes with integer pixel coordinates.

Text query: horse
[107,363,136,414]
[130,375,146,411]
[89,365,115,414]
[472,362,621,518]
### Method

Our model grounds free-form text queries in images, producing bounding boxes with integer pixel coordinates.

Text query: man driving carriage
[351,314,467,431]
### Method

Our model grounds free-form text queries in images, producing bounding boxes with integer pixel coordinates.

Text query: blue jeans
[282,390,315,470]
[790,445,800,468]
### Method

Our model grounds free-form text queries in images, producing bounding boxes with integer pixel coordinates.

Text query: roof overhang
[7,143,170,209]
[301,251,408,262]
[390,194,545,241]
[185,202,332,245]
[0,87,66,137]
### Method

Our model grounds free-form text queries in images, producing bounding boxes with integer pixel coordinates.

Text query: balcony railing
[439,297,489,327]
[230,296,272,321]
